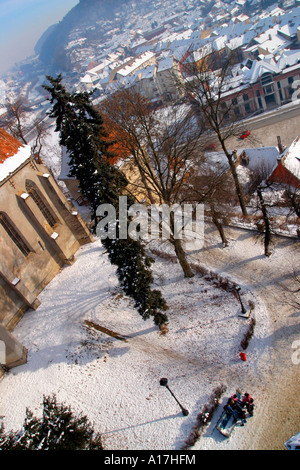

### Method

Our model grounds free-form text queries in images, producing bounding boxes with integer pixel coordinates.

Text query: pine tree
[0,422,16,450]
[43,75,168,327]
[44,74,125,222]
[0,395,103,450]
[104,236,168,325]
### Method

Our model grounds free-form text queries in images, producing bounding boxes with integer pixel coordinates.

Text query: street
[206,102,300,151]
[235,103,300,149]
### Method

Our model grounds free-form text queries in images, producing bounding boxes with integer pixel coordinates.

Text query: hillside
[38,0,131,71]
[34,23,59,55]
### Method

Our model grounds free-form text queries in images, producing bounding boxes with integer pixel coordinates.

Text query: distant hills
[34,24,58,55]
[37,0,130,71]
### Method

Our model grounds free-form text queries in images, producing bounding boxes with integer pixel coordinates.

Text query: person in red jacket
[242,392,254,416]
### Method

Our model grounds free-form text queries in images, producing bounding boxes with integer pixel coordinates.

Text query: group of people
[223,391,254,426]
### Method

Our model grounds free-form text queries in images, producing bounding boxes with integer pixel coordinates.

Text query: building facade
[155,57,185,103]
[0,128,93,369]
[220,58,300,119]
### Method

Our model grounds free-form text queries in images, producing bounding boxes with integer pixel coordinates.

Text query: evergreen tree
[44,74,125,222]
[0,422,16,450]
[105,236,168,325]
[0,395,102,450]
[43,75,168,327]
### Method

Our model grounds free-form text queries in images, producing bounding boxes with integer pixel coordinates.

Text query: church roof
[0,128,31,183]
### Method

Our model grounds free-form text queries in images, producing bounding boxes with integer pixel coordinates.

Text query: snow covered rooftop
[242,59,280,84]
[0,80,6,105]
[116,52,155,77]
[282,136,300,178]
[203,147,281,176]
[157,56,174,72]
[137,64,156,80]
[0,129,32,183]
[276,49,300,70]
[257,32,292,55]
[226,30,256,51]
[239,146,280,172]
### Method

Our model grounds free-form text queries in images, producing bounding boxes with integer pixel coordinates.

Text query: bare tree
[3,98,28,144]
[100,88,203,277]
[180,51,252,216]
[181,155,234,247]
[1,98,49,161]
[282,179,300,220]
[248,164,281,257]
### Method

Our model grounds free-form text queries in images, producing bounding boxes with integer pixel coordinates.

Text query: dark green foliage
[0,395,102,450]
[43,75,168,327]
[104,237,168,326]
[44,74,125,221]
[0,424,16,450]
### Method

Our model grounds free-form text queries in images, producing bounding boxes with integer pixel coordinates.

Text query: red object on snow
[204,143,217,151]
[240,130,251,139]
[239,352,247,361]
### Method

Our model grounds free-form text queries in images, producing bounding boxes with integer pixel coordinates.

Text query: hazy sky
[0,0,79,75]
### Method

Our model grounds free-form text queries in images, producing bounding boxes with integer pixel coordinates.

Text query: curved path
[189,223,300,450]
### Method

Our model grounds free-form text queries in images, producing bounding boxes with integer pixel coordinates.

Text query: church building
[0,128,93,370]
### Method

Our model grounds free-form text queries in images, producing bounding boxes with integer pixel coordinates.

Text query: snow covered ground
[0,236,272,451]
[37,121,62,180]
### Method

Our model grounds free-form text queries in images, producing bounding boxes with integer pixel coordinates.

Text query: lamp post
[159,378,189,416]
[235,285,246,314]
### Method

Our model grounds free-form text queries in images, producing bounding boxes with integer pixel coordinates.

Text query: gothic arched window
[0,212,31,257]
[25,181,57,228]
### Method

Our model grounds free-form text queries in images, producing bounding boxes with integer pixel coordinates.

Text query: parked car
[284,432,300,450]
[239,130,251,139]
[204,143,217,150]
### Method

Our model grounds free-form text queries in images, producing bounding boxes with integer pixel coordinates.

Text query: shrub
[240,317,256,350]
[182,384,227,449]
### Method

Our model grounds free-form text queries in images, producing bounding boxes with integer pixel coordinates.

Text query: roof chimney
[277,136,284,154]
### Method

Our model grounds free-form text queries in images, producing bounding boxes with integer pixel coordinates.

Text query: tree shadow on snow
[101,411,183,436]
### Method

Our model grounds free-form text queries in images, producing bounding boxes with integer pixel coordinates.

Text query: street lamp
[235,285,246,314]
[159,378,189,416]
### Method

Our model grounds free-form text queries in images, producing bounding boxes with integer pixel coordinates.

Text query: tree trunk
[257,186,272,257]
[211,203,228,247]
[171,237,194,278]
[136,159,157,204]
[169,211,194,278]
[221,143,248,216]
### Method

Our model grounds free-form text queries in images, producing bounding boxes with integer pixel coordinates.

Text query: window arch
[25,180,57,228]
[0,212,31,257]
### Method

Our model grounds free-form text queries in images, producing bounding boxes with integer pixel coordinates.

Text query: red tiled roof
[0,128,24,164]
[87,60,97,70]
